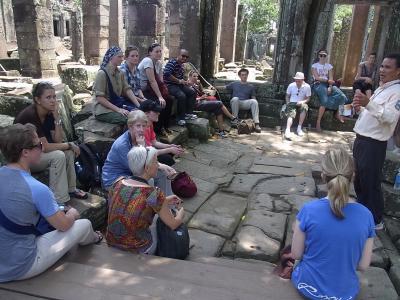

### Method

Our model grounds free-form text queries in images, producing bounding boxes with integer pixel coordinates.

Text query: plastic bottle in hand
[394,169,400,190]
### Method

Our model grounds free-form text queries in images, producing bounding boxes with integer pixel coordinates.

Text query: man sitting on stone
[282,72,311,138]
[163,49,197,126]
[226,68,261,133]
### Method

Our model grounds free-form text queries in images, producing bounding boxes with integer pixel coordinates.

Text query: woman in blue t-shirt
[291,147,375,299]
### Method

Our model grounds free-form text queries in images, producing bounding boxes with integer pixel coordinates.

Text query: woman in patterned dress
[106,146,184,254]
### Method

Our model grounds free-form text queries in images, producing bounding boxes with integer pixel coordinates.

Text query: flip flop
[69,189,88,199]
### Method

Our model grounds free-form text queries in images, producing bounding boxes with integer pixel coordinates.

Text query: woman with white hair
[106,146,184,254]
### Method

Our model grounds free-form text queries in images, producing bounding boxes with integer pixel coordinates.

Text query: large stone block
[69,193,107,230]
[358,266,398,299]
[185,118,210,142]
[383,152,400,185]
[0,95,32,117]
[0,114,14,129]
[383,183,400,218]
[224,174,274,196]
[255,176,316,197]
[234,225,281,262]
[74,117,124,140]
[188,192,247,238]
[72,102,94,125]
[60,65,99,94]
[187,229,225,260]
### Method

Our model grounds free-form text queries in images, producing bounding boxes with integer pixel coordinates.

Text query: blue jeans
[167,84,196,120]
[312,83,347,110]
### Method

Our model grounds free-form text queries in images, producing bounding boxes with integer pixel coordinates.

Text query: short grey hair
[127,146,158,176]
[127,110,148,126]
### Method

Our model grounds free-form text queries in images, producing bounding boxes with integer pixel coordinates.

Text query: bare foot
[316,123,322,132]
[336,115,345,123]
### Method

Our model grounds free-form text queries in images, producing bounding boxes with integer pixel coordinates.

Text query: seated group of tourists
[0,123,375,299]
[93,44,262,137]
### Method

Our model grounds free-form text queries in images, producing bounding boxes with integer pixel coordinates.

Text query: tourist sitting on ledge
[14,82,87,203]
[226,68,261,133]
[188,70,238,138]
[140,100,183,166]
[353,52,377,98]
[163,49,197,126]
[93,46,141,125]
[106,146,184,254]
[102,110,176,199]
[0,124,101,282]
[311,49,348,131]
[282,72,311,139]
[138,43,172,136]
[291,147,374,299]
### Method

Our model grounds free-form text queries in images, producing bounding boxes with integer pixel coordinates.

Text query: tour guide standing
[352,53,400,230]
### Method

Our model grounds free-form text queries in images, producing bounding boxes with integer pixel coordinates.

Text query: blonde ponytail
[321,147,354,219]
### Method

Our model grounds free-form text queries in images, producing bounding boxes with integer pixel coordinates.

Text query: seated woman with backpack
[14,81,87,203]
[0,124,102,282]
[93,46,142,125]
[106,146,184,254]
[188,70,237,138]
[291,147,374,299]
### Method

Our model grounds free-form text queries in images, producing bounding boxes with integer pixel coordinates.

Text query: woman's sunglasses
[319,54,327,57]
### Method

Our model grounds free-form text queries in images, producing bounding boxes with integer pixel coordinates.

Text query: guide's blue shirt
[292,198,375,299]
[0,167,59,282]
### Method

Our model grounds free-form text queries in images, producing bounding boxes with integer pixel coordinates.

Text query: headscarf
[101,46,123,69]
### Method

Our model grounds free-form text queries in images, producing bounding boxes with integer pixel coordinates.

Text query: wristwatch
[54,119,62,126]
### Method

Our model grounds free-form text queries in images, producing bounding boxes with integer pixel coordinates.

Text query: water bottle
[394,169,400,190]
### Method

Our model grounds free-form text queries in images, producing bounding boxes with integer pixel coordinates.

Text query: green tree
[333,5,353,32]
[241,0,279,34]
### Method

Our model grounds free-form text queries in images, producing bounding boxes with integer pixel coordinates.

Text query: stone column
[126,0,166,59]
[342,5,370,86]
[235,4,248,63]
[219,0,238,63]
[71,9,84,61]
[12,0,57,78]
[201,0,223,78]
[82,0,110,65]
[273,0,313,85]
[384,1,400,56]
[365,6,381,56]
[109,0,124,47]
[167,0,202,68]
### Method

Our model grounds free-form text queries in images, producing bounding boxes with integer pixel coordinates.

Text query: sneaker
[254,124,261,133]
[297,128,305,136]
[284,130,292,139]
[218,130,227,138]
[231,117,239,128]
[375,222,384,230]
[185,113,197,120]
[177,119,186,126]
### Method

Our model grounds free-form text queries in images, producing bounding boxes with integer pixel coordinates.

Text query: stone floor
[173,127,399,297]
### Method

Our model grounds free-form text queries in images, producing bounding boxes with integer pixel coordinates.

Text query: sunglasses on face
[28,141,43,151]
[181,55,189,58]
[319,54,327,57]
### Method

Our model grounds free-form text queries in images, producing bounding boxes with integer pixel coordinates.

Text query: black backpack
[156,217,190,260]
[75,143,110,191]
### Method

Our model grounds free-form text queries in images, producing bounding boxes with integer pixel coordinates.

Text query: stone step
[1,243,397,299]
[1,244,303,300]
[68,193,107,230]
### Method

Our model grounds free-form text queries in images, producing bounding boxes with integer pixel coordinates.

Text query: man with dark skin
[352,53,400,230]
[163,49,197,126]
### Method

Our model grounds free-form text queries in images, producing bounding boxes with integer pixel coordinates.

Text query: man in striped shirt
[163,49,197,126]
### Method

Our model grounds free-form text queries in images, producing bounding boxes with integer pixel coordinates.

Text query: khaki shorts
[281,102,308,119]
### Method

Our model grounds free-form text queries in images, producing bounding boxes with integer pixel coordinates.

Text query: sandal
[94,231,103,244]
[69,189,88,199]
